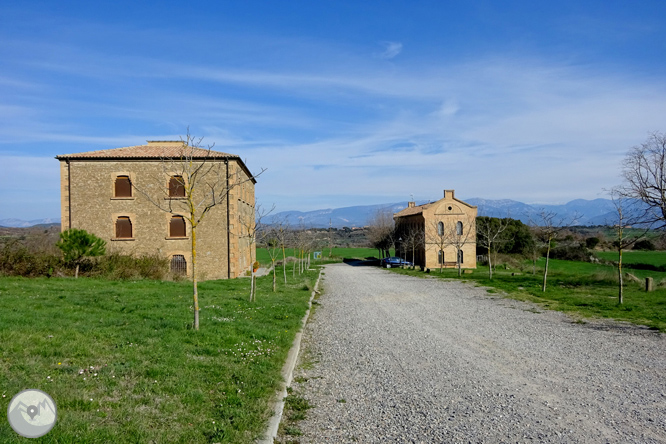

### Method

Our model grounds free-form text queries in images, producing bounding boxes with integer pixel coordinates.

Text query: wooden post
[645,277,654,292]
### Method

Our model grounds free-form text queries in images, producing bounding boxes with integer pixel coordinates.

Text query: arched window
[114,175,132,198]
[456,221,463,235]
[170,255,187,275]
[437,221,444,235]
[438,250,444,264]
[169,215,186,237]
[116,216,133,238]
[457,249,464,264]
[169,176,185,198]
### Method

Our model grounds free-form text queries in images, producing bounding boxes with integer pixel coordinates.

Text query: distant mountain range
[466,198,618,226]
[267,198,620,228]
[0,218,61,228]
[1,197,621,229]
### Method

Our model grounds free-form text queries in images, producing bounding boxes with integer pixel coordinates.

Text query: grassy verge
[275,295,322,443]
[0,267,319,443]
[388,258,666,332]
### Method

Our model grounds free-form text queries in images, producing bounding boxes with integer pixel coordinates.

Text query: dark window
[169,176,185,198]
[169,215,186,237]
[115,175,132,198]
[457,249,464,264]
[438,250,444,264]
[437,221,444,236]
[456,221,463,235]
[116,216,133,238]
[171,255,187,275]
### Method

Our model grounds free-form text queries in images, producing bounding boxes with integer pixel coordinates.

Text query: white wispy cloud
[378,41,403,59]
[2,23,666,215]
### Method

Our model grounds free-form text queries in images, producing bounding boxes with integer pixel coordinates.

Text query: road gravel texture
[277,263,666,443]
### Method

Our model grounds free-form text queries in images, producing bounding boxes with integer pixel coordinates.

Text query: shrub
[548,244,591,262]
[0,241,63,277]
[56,228,106,278]
[585,237,600,249]
[0,240,169,280]
[92,253,169,280]
[632,239,656,250]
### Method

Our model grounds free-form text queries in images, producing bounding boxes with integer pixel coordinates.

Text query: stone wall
[59,158,254,279]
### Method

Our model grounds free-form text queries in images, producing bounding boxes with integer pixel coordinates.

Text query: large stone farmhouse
[394,190,477,270]
[56,141,256,279]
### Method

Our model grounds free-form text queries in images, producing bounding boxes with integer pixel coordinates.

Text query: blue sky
[2,0,666,219]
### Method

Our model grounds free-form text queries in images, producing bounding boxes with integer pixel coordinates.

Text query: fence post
[645,277,654,292]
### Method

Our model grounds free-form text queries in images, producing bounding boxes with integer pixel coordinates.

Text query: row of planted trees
[255,218,327,292]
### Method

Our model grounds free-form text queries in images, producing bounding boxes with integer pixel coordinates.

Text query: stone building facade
[56,141,256,280]
[394,190,477,270]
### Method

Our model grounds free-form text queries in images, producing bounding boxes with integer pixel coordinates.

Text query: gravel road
[276,263,666,443]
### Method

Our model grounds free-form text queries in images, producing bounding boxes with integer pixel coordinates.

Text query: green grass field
[595,250,666,266]
[0,267,319,443]
[389,257,666,331]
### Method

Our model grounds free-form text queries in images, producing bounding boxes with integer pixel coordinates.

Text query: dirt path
[276,263,666,443]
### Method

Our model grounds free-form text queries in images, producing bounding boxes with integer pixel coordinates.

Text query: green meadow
[0,267,319,443]
[594,250,666,267]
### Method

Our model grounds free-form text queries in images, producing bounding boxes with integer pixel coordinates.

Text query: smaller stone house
[394,190,477,270]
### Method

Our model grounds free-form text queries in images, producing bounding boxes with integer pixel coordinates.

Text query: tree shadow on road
[342,257,380,267]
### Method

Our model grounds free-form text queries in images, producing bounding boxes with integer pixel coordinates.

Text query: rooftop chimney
[408,201,415,208]
[443,189,455,199]
[147,140,186,146]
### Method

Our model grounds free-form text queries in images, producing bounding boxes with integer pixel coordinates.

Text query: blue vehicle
[381,256,413,268]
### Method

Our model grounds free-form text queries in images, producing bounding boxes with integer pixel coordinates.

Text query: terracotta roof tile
[56,142,239,160]
[394,203,433,217]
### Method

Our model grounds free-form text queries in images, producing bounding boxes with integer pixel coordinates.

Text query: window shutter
[170,216,186,237]
[115,176,132,197]
[169,176,185,197]
[116,216,132,238]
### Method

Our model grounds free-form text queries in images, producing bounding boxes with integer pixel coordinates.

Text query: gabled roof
[394,202,434,217]
[55,141,239,160]
[394,191,477,219]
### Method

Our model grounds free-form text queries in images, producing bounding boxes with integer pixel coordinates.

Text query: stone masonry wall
[60,158,254,280]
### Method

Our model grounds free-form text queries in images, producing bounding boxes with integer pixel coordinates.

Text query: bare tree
[621,132,666,229]
[328,218,334,258]
[608,189,650,304]
[302,227,319,271]
[530,210,580,292]
[271,216,291,284]
[260,226,282,292]
[367,209,396,259]
[132,130,264,329]
[292,222,312,274]
[476,216,510,280]
[529,226,541,276]
[402,226,424,269]
[238,203,274,302]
